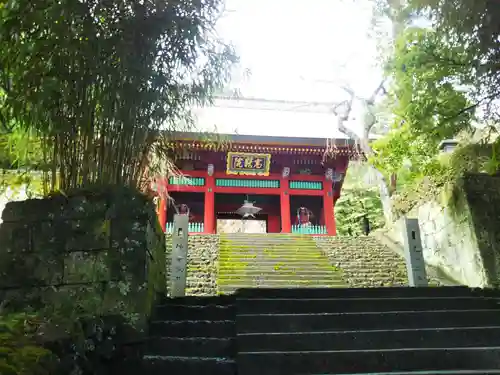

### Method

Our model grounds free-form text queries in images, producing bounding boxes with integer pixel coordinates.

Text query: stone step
[236,347,500,375]
[218,262,336,269]
[143,356,235,375]
[332,267,406,273]
[218,276,340,283]
[147,337,235,357]
[237,309,500,333]
[234,287,495,299]
[329,271,405,276]
[219,268,396,276]
[220,286,346,294]
[330,265,406,270]
[328,256,406,262]
[218,269,342,276]
[219,262,336,268]
[331,372,500,374]
[150,320,235,338]
[230,270,404,278]
[219,259,330,265]
[219,253,328,259]
[220,241,317,245]
[238,326,500,352]
[218,270,338,276]
[155,295,235,306]
[220,281,346,288]
[220,244,321,246]
[220,253,325,257]
[236,297,500,314]
[221,241,321,244]
[154,304,235,321]
[219,259,333,264]
[219,275,344,282]
[219,246,318,250]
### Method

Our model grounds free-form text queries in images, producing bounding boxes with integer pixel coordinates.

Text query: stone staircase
[169,234,451,296]
[143,295,236,374]
[143,287,500,374]
[315,236,445,286]
[218,233,345,293]
[236,287,500,374]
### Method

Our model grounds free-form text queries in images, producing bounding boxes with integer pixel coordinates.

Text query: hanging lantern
[236,200,262,219]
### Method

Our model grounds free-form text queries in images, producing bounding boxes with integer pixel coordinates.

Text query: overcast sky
[193,0,387,138]
[216,0,384,100]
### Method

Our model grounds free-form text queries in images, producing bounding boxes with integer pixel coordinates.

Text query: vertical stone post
[402,217,428,287]
[170,214,189,297]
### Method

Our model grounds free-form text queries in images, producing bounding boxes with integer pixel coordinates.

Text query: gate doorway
[216,213,267,234]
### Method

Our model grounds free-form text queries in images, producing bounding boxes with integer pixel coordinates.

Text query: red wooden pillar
[323,180,336,236]
[158,197,167,232]
[280,174,291,233]
[204,172,215,234]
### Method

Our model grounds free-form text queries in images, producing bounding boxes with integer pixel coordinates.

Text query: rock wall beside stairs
[386,200,486,287]
[166,234,219,296]
[314,237,444,287]
[384,174,500,288]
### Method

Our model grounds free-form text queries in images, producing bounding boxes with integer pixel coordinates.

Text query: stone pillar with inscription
[402,217,428,287]
[170,214,189,297]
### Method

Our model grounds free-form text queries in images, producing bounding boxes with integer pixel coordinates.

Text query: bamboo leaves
[0,0,236,192]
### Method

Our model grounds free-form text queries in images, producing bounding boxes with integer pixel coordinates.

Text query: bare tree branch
[333,79,388,155]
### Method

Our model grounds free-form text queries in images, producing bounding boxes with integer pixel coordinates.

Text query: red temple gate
[155,132,358,235]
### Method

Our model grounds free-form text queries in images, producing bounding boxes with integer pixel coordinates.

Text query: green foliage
[0,313,55,375]
[406,0,500,105]
[0,129,44,170]
[390,27,474,138]
[0,170,44,197]
[0,0,236,192]
[335,187,385,236]
[389,0,500,127]
[369,22,477,201]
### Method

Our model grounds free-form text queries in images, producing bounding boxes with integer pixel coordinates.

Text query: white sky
[193,0,387,138]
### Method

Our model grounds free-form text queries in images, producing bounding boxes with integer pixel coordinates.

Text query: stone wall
[463,173,500,287]
[165,234,219,296]
[385,174,498,287]
[0,186,166,327]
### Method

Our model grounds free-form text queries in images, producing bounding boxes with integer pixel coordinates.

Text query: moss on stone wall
[392,170,500,288]
[0,312,56,375]
[390,143,496,219]
[165,234,219,296]
[0,186,165,323]
[0,185,166,373]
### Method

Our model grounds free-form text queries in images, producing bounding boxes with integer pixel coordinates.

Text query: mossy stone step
[218,235,345,290]
[219,278,344,285]
[219,258,334,263]
[218,275,344,282]
[218,264,339,272]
